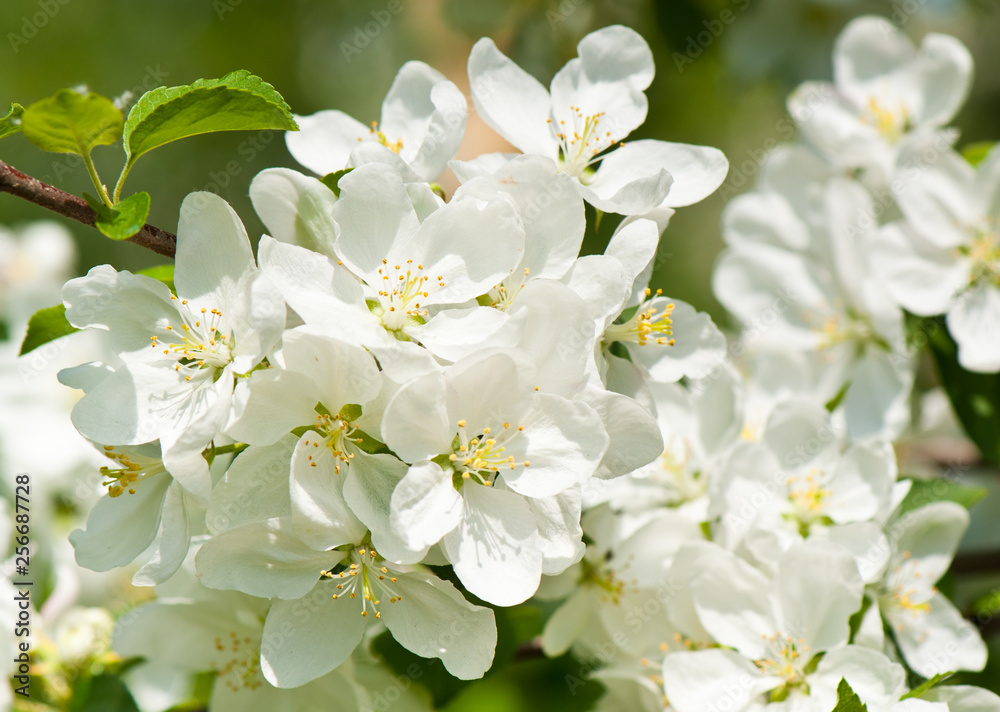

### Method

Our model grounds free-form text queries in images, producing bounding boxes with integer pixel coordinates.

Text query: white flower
[564,218,726,384]
[226,327,421,563]
[709,398,897,581]
[61,192,284,501]
[260,163,524,367]
[113,582,376,711]
[540,505,700,657]
[875,501,987,677]
[286,61,466,183]
[714,177,911,439]
[382,349,609,605]
[788,15,972,187]
[662,541,901,712]
[196,517,496,688]
[468,26,727,215]
[871,142,1000,372]
[450,154,585,311]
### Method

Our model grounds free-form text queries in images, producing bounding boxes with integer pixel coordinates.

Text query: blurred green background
[3,0,999,325]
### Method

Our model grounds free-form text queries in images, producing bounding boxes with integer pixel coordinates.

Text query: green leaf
[137,264,175,293]
[962,141,996,167]
[832,678,868,712]
[338,403,363,422]
[122,70,297,171]
[21,89,122,156]
[72,673,141,712]
[320,168,351,197]
[0,102,24,140]
[825,380,851,413]
[900,672,953,700]
[897,477,987,518]
[85,191,151,240]
[926,316,1000,463]
[19,304,79,356]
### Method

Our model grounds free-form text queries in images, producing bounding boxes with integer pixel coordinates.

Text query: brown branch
[0,159,176,258]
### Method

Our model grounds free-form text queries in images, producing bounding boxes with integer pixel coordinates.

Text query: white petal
[444,483,542,606]
[261,584,367,688]
[69,473,170,571]
[206,434,295,533]
[62,265,178,359]
[281,328,383,413]
[332,164,421,279]
[689,545,775,657]
[587,388,662,479]
[503,393,609,498]
[226,368,318,446]
[249,167,338,256]
[886,591,986,677]
[468,38,556,159]
[529,487,585,575]
[381,369,452,463]
[868,222,967,316]
[132,482,192,586]
[775,540,863,653]
[389,460,463,551]
[380,61,466,180]
[285,109,371,176]
[174,192,254,309]
[289,434,367,550]
[924,685,1000,711]
[343,450,424,564]
[541,589,592,657]
[810,644,907,712]
[662,649,780,712]
[195,518,338,599]
[949,284,1000,373]
[381,569,497,679]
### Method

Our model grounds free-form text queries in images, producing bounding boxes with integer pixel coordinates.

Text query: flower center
[99,445,167,497]
[755,633,810,688]
[653,439,705,505]
[151,297,233,381]
[364,120,403,154]
[301,408,359,475]
[373,258,440,332]
[210,631,264,693]
[448,419,530,488]
[322,547,403,619]
[786,468,831,527]
[961,220,1000,286]
[485,268,531,311]
[801,302,881,351]
[604,289,676,348]
[579,555,628,605]
[550,107,617,180]
[881,551,934,630]
[861,96,909,143]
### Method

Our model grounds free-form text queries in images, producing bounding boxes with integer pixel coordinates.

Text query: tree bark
[0,159,176,258]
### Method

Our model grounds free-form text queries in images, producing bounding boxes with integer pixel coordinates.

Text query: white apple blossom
[873,501,987,677]
[382,349,609,605]
[788,15,972,188]
[468,26,728,216]
[286,60,466,183]
[60,192,284,502]
[871,142,1000,372]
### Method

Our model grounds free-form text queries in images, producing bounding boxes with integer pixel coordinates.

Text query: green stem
[210,442,249,457]
[82,150,113,207]
[112,159,134,204]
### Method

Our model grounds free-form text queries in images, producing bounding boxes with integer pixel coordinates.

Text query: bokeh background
[3,0,1000,709]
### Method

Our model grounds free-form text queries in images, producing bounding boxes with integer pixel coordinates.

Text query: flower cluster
[47,19,1000,712]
